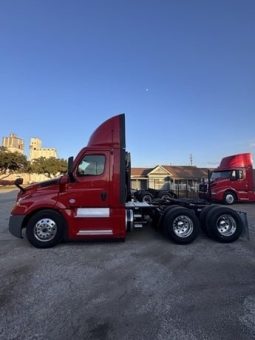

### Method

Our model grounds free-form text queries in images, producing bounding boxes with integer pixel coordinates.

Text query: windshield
[210,171,232,182]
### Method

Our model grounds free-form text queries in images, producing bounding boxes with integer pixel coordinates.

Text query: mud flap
[237,211,249,240]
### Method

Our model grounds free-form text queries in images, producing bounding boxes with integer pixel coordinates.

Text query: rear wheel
[159,191,177,200]
[163,207,199,244]
[199,204,219,232]
[160,194,171,201]
[205,206,243,242]
[156,205,180,231]
[26,210,65,248]
[142,193,153,204]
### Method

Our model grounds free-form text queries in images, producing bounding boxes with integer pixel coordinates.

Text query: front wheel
[26,210,65,248]
[163,207,199,244]
[224,191,236,205]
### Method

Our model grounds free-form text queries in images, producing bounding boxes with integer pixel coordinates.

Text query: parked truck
[199,153,255,204]
[133,188,177,203]
[9,114,248,248]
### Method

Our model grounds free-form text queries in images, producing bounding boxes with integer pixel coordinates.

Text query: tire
[163,205,181,215]
[163,207,199,244]
[199,204,219,232]
[160,194,171,201]
[159,191,177,200]
[142,193,153,204]
[26,210,65,248]
[223,191,237,205]
[205,206,243,242]
[157,205,181,231]
[168,191,177,199]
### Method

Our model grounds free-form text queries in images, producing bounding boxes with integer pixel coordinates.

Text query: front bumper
[9,215,26,238]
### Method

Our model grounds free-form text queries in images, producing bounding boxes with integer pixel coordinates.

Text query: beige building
[2,133,24,154]
[131,165,209,197]
[29,137,57,161]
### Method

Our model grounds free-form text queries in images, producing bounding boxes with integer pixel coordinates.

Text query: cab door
[229,169,250,201]
[58,151,113,238]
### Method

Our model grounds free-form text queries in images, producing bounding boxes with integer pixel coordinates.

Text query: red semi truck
[199,153,255,204]
[9,114,248,247]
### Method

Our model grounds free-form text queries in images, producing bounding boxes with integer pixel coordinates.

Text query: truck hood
[16,177,62,200]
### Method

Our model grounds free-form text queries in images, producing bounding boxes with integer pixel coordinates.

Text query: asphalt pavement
[0,190,255,340]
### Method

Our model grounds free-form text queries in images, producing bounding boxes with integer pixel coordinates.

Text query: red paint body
[201,153,255,203]
[11,114,128,240]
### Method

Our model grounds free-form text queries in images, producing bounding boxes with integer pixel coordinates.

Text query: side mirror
[67,157,75,182]
[14,178,25,192]
[15,178,23,186]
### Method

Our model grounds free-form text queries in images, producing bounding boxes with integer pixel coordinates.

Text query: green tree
[31,157,67,178]
[0,148,28,175]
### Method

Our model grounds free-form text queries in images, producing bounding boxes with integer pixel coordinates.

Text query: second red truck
[199,153,255,204]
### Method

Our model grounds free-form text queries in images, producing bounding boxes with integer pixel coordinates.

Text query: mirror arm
[14,178,25,192]
[67,157,76,182]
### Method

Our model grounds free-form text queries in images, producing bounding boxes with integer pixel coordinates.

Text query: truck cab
[9,114,131,247]
[199,153,255,204]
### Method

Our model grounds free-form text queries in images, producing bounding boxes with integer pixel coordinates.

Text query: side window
[238,170,244,180]
[77,155,105,176]
[230,170,237,180]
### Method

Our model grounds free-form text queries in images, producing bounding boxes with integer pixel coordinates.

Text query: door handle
[101,192,107,201]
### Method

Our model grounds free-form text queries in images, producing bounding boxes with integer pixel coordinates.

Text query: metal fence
[170,183,200,200]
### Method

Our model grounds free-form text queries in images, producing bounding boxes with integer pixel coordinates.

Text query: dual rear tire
[199,205,243,242]
[163,206,199,244]
[162,205,244,244]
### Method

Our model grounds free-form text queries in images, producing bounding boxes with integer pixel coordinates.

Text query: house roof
[163,165,209,179]
[131,167,154,177]
[131,165,209,179]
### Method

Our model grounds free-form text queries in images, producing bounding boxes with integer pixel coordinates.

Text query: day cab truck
[9,114,248,248]
[199,153,255,205]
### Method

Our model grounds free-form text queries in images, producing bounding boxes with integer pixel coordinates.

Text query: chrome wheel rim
[34,218,57,242]
[173,215,193,238]
[225,194,234,204]
[216,214,237,236]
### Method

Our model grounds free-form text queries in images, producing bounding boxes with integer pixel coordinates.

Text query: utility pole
[190,154,193,166]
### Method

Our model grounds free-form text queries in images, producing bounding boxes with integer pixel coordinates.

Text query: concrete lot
[0,190,255,340]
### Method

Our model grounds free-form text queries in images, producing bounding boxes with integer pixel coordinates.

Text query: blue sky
[1,0,255,168]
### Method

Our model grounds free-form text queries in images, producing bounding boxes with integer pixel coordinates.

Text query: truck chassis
[126,197,248,245]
